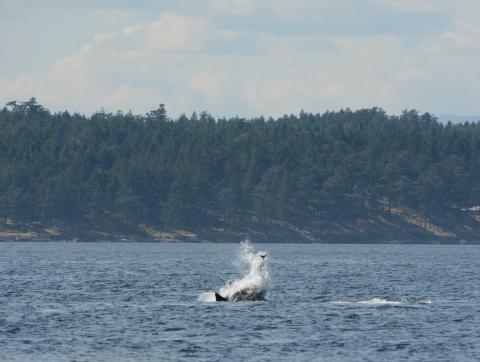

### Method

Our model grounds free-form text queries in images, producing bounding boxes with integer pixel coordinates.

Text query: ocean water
[0,242,479,361]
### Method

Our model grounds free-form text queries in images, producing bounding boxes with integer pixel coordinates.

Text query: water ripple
[0,242,479,361]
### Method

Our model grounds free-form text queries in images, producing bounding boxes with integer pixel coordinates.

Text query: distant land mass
[438,115,480,124]
[1,98,480,243]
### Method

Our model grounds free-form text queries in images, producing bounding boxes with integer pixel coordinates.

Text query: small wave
[418,299,432,305]
[38,307,69,315]
[358,298,405,305]
[328,298,431,306]
[328,300,354,305]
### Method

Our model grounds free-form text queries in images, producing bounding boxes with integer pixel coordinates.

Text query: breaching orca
[214,251,268,302]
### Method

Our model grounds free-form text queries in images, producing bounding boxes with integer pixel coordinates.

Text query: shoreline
[1,221,479,244]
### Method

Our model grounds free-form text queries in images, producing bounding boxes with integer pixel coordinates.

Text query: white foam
[418,299,432,304]
[218,240,269,301]
[197,292,217,302]
[328,298,432,306]
[328,300,353,305]
[357,298,404,305]
[39,307,68,315]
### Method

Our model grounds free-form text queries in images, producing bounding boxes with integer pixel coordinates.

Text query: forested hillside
[1,98,480,242]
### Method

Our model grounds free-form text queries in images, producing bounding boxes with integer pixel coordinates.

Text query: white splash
[329,298,432,306]
[217,240,269,302]
[358,298,405,305]
[197,292,217,302]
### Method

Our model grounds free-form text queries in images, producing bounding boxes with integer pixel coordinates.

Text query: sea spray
[328,298,432,306]
[197,292,217,302]
[218,240,269,301]
[198,240,269,302]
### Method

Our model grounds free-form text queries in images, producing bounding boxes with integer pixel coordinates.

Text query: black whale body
[214,289,266,302]
[214,293,228,301]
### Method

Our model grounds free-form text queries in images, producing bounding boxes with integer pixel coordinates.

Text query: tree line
[1,98,479,230]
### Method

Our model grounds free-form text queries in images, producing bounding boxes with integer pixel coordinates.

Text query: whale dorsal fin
[215,292,228,302]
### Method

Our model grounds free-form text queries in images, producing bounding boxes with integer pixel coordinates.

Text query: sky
[1,0,479,118]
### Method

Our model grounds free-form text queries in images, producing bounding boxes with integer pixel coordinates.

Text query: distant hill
[438,115,480,124]
[1,100,480,243]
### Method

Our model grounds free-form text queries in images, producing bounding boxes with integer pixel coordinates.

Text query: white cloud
[0,13,245,114]
[189,72,221,95]
[0,73,41,102]
[143,13,206,52]
[420,17,480,56]
[92,32,116,45]
[103,85,156,110]
[1,2,480,117]
[122,24,143,35]
[117,13,241,55]
[443,22,480,49]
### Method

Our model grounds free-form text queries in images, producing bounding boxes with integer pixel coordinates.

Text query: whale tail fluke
[215,292,228,302]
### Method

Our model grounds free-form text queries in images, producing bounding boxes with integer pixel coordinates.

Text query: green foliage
[1,99,479,230]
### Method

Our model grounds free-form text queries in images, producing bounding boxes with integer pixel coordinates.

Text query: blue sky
[1,0,479,118]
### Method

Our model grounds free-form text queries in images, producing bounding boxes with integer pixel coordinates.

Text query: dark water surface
[1,242,479,361]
